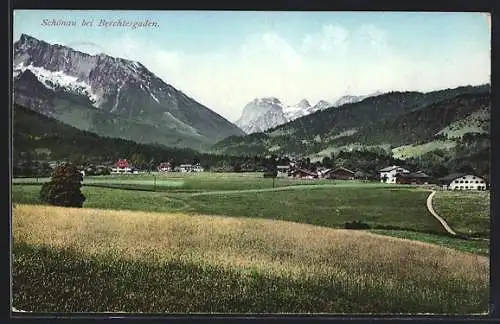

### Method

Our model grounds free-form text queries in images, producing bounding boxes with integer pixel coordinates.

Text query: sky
[13,10,491,122]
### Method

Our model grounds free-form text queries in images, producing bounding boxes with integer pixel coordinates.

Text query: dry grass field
[12,204,489,314]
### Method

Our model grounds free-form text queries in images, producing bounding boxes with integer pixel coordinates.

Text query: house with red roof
[111,159,133,174]
[158,162,171,172]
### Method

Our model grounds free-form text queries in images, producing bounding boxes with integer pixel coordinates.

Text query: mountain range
[13,34,244,151]
[213,84,491,165]
[235,92,382,134]
[12,34,490,177]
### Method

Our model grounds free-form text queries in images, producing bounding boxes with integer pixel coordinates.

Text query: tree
[233,162,242,172]
[39,163,86,208]
[322,156,333,168]
[130,153,147,170]
[457,165,476,175]
[148,158,156,173]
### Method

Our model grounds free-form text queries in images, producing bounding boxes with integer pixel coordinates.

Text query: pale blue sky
[13,10,490,121]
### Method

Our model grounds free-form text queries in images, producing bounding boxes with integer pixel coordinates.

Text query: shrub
[344,220,371,230]
[263,170,278,178]
[39,163,86,208]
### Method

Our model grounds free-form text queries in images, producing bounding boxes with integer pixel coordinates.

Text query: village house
[322,167,356,180]
[379,165,410,184]
[396,171,431,185]
[276,165,291,177]
[438,173,487,191]
[158,162,171,172]
[111,159,133,174]
[290,168,318,179]
[179,163,204,173]
[192,164,204,172]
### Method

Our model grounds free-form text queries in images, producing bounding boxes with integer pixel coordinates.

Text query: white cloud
[242,32,304,70]
[302,24,349,54]
[357,24,388,48]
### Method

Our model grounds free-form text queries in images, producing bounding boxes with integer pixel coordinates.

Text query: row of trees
[14,145,489,181]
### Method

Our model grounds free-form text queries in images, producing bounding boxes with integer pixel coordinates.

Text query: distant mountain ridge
[13,34,244,150]
[332,91,383,107]
[213,84,491,159]
[236,97,336,134]
[235,90,385,135]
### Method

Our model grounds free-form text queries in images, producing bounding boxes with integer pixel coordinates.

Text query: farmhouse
[111,159,132,174]
[192,164,204,172]
[179,163,204,172]
[158,162,171,172]
[290,168,318,179]
[379,165,410,184]
[438,173,487,191]
[322,167,356,180]
[277,165,291,175]
[179,164,192,172]
[396,171,431,185]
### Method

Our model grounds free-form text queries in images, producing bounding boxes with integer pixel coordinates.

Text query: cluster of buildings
[110,160,204,174]
[275,165,365,180]
[156,162,204,173]
[40,157,488,191]
[379,165,487,190]
[275,163,488,191]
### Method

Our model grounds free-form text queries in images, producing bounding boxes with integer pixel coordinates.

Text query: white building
[179,164,204,172]
[276,165,290,177]
[379,165,410,184]
[439,173,487,191]
[192,164,204,172]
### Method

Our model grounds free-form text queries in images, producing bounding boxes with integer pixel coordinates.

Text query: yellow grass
[13,204,488,284]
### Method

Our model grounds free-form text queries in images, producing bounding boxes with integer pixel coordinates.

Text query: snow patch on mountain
[237,97,336,134]
[333,91,383,107]
[313,100,333,111]
[150,92,160,103]
[236,91,386,134]
[111,81,126,113]
[14,62,100,104]
[283,99,312,121]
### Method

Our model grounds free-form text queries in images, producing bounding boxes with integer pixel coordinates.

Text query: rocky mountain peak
[13,34,244,148]
[296,99,311,109]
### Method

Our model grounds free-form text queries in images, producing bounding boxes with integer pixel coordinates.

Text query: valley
[11,15,491,315]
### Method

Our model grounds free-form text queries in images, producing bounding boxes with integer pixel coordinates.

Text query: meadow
[12,182,443,234]
[432,190,490,238]
[12,204,489,314]
[11,172,491,313]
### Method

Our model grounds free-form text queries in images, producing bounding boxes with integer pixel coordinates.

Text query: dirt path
[426,191,457,236]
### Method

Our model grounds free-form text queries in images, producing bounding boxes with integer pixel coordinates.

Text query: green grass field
[13,172,384,191]
[432,190,490,238]
[11,172,491,313]
[12,183,443,234]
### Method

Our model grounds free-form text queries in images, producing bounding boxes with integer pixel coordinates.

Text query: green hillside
[212,85,490,156]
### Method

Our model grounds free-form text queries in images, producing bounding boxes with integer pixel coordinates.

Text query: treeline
[329,93,490,148]
[13,103,490,180]
[212,85,490,157]
[13,104,283,176]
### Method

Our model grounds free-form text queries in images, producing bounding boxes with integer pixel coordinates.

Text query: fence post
[154,175,157,191]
